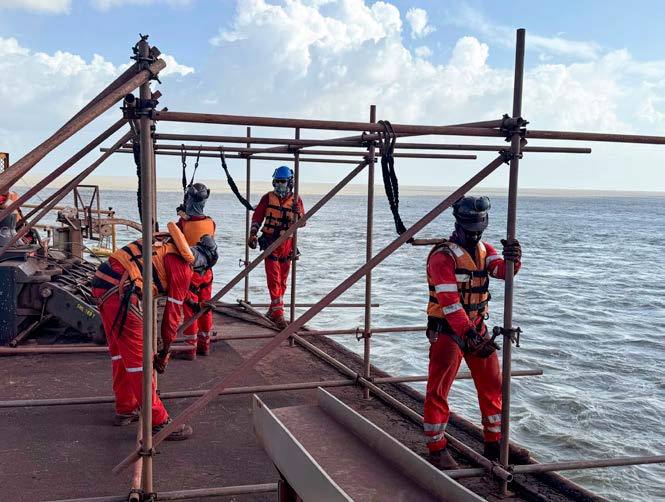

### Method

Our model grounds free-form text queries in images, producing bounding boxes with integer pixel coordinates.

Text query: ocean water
[43,187,665,501]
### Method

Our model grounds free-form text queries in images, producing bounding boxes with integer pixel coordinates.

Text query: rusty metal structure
[1,29,665,500]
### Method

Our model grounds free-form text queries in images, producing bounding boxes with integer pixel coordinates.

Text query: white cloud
[0,0,70,13]
[405,7,434,39]
[414,45,432,59]
[91,0,192,10]
[448,4,601,60]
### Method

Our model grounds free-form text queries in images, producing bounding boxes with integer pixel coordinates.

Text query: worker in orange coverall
[91,224,217,439]
[247,166,304,329]
[176,182,216,359]
[424,196,528,469]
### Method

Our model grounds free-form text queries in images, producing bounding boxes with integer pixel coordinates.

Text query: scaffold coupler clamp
[238,258,248,268]
[355,326,366,341]
[500,113,528,140]
[127,488,143,502]
[492,325,522,347]
[132,34,162,84]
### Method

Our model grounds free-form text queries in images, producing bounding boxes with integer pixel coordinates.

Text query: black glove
[153,349,171,374]
[185,297,201,313]
[248,234,258,249]
[501,238,522,263]
[465,327,499,358]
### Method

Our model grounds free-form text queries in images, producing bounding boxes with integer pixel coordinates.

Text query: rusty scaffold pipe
[0,371,543,409]
[154,132,592,154]
[362,104,377,399]
[244,126,252,302]
[499,28,525,492]
[0,57,165,193]
[105,148,366,164]
[113,154,506,474]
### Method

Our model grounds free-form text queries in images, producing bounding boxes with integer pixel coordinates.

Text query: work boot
[152,417,194,441]
[171,349,196,361]
[427,447,459,470]
[114,409,140,426]
[483,441,530,464]
[272,315,289,329]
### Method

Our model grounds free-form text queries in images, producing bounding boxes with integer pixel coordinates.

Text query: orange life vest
[110,223,194,295]
[261,192,298,237]
[180,216,215,246]
[426,241,490,323]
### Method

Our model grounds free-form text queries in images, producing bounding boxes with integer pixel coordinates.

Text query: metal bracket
[131,34,162,84]
[500,113,529,141]
[238,258,247,268]
[492,325,522,347]
[355,327,369,341]
[137,447,157,458]
[499,149,522,164]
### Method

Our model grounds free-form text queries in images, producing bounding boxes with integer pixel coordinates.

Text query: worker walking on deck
[424,196,527,469]
[247,166,305,329]
[176,183,216,359]
[91,223,218,439]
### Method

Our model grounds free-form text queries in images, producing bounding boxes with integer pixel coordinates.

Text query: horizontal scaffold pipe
[0,371,543,408]
[0,345,194,356]
[153,111,503,138]
[0,59,166,194]
[527,129,665,144]
[104,148,365,164]
[445,455,665,479]
[152,134,591,154]
[50,483,278,502]
[191,325,427,342]
[150,144,478,160]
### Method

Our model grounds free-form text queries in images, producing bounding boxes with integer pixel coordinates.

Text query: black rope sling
[377,120,412,243]
[219,148,255,211]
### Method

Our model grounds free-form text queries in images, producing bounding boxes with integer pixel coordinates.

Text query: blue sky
[2,0,665,191]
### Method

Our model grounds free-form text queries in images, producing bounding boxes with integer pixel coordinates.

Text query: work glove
[248,234,258,249]
[501,238,522,263]
[153,349,171,374]
[465,327,499,358]
[185,297,201,313]
[292,201,302,217]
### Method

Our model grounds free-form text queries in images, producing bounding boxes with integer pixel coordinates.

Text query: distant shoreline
[23,174,665,198]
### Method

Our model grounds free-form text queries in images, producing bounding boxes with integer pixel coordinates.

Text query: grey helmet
[452,196,491,233]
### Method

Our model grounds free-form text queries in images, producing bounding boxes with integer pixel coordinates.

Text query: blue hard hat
[272,166,293,180]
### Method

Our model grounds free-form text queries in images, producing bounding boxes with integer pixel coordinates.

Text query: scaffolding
[1,29,664,500]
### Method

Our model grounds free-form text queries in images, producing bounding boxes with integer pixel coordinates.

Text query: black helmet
[452,196,491,233]
[186,183,210,202]
[192,234,218,272]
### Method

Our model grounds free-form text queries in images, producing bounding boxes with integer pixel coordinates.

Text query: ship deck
[0,306,603,501]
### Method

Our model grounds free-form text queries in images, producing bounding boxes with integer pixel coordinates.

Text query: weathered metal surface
[316,388,483,501]
[253,395,353,502]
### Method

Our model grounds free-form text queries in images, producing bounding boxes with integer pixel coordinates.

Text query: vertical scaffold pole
[244,127,251,303]
[362,105,376,400]
[137,36,156,496]
[500,28,526,495]
[289,128,301,346]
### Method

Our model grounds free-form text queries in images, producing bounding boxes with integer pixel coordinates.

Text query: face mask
[273,180,290,198]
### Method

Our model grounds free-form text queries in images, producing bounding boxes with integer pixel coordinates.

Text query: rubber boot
[152,417,194,441]
[272,315,289,329]
[483,441,530,464]
[428,447,459,470]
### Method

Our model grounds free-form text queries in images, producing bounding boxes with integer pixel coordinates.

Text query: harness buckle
[492,325,522,347]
